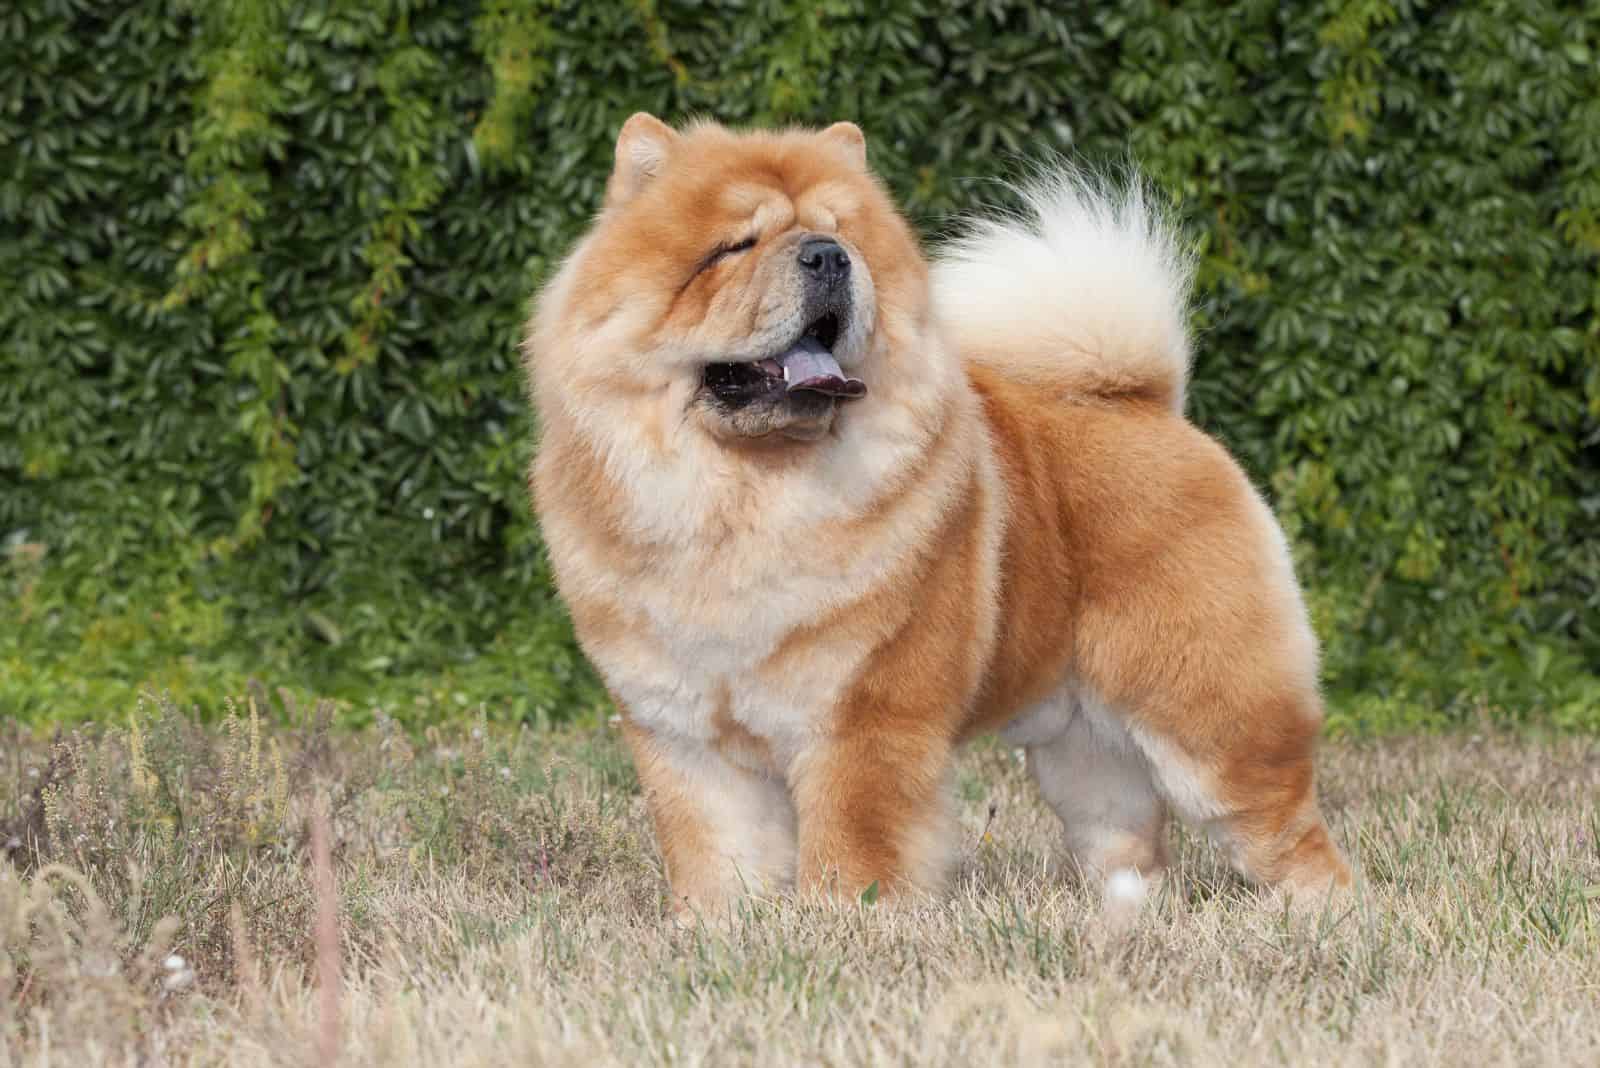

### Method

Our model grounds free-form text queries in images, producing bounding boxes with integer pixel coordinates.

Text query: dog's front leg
[621,717,796,921]
[790,726,957,902]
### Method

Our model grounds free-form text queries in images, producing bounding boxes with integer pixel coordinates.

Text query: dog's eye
[695,236,757,276]
[714,236,757,259]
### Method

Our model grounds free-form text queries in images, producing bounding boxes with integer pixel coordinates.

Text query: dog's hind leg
[1013,690,1170,914]
[1123,691,1352,906]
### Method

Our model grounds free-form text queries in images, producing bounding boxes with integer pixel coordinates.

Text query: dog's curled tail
[932,166,1195,414]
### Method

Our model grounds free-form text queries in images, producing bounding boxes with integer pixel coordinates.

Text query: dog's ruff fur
[525,115,1351,918]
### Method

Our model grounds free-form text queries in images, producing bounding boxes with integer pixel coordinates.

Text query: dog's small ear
[818,121,867,169]
[606,112,677,208]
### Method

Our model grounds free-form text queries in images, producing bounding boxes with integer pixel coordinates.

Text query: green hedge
[3,0,1597,728]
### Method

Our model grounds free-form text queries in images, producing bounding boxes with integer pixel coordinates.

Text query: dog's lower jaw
[695,395,838,443]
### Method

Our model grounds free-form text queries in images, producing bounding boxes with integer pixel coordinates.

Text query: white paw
[1104,868,1147,910]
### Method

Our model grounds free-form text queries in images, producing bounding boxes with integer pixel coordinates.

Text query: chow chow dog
[524,113,1351,918]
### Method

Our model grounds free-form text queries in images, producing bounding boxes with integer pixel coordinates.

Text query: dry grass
[2,701,1598,1066]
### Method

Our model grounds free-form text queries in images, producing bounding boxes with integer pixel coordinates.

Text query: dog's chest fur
[541,396,986,775]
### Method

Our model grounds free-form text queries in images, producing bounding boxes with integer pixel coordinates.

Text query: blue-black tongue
[777,336,866,399]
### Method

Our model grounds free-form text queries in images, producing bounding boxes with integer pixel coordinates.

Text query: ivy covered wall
[3,0,1597,727]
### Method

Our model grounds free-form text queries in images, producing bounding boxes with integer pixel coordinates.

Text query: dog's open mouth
[703,312,866,406]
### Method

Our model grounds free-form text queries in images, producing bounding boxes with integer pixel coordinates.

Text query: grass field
[3,702,1598,1066]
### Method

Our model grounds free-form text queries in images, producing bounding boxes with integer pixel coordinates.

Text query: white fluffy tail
[932,166,1195,413]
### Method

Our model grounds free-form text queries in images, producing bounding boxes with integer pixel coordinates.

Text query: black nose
[798,237,850,286]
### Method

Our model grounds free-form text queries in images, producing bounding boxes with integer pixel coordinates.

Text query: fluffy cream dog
[524,114,1351,917]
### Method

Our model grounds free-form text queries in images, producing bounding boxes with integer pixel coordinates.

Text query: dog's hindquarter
[931,166,1349,904]
[965,360,1350,900]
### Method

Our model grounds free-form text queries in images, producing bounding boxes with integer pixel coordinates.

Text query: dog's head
[532,114,928,446]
